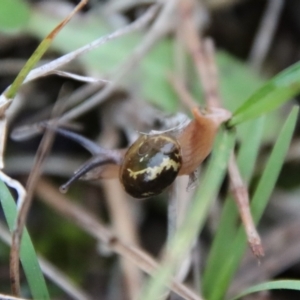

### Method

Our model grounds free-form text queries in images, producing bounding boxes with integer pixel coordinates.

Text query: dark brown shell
[120,134,182,198]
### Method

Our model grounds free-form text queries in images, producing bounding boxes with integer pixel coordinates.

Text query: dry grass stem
[169,75,198,111]
[9,85,70,295]
[49,71,111,84]
[9,123,57,296]
[103,179,142,299]
[0,294,28,300]
[36,178,201,300]
[167,178,199,282]
[229,219,300,296]
[228,153,264,258]
[248,0,284,71]
[202,39,221,108]
[104,0,157,14]
[10,83,103,142]
[24,4,159,86]
[0,59,51,76]
[178,0,216,108]
[0,118,7,169]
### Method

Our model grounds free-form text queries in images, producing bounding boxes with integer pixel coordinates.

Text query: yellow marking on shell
[127,157,180,181]
[153,135,176,145]
[141,191,155,197]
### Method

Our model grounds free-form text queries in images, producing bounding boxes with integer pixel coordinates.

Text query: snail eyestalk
[39,123,105,155]
[60,156,121,192]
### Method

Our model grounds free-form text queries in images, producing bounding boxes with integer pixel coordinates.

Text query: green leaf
[0,179,50,299]
[205,106,299,300]
[231,280,300,300]
[0,0,30,31]
[217,52,264,112]
[141,128,236,300]
[202,117,264,297]
[230,62,300,126]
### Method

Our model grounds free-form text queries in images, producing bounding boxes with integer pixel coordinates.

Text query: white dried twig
[49,70,111,84]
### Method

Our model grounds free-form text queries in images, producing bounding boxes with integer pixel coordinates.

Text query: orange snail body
[178,106,230,175]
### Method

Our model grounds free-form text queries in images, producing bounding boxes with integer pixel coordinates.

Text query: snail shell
[120,134,182,198]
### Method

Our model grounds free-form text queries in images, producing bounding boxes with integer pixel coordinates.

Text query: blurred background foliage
[1,0,300,299]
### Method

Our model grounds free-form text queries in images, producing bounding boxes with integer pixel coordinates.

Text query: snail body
[49,106,231,198]
[178,107,228,175]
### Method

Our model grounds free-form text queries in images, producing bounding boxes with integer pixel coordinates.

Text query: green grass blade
[229,62,300,126]
[5,38,53,99]
[202,117,264,296]
[230,280,300,300]
[5,2,86,100]
[207,106,299,300]
[0,179,50,299]
[141,128,236,300]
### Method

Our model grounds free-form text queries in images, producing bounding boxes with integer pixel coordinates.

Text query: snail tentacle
[60,154,122,193]
[39,123,105,155]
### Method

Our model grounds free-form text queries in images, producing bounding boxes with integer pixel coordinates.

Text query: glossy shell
[120,134,182,198]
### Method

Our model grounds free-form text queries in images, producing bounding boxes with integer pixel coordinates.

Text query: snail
[42,106,231,199]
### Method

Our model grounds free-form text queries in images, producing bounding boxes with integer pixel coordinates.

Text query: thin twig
[24,4,160,85]
[0,172,26,210]
[228,153,264,257]
[9,125,57,295]
[178,0,218,108]
[0,118,7,169]
[0,294,28,300]
[10,83,103,141]
[169,74,197,111]
[248,0,284,72]
[229,218,300,297]
[103,179,142,299]
[9,87,68,295]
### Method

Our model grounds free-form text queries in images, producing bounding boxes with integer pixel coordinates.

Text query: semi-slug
[46,106,231,198]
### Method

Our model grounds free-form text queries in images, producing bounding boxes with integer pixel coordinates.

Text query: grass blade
[5,1,86,99]
[202,117,264,296]
[206,106,299,300]
[230,280,300,300]
[0,179,50,299]
[229,61,300,126]
[141,128,236,300]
